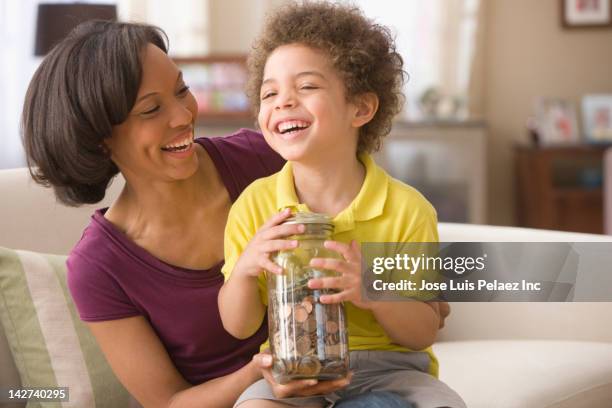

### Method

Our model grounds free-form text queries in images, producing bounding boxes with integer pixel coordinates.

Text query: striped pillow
[0,247,131,407]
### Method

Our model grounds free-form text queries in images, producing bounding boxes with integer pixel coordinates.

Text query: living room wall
[207,0,612,226]
[483,0,612,225]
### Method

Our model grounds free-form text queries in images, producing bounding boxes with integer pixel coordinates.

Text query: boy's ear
[351,92,379,128]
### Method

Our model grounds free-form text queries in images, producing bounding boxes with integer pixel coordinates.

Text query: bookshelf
[173,55,254,125]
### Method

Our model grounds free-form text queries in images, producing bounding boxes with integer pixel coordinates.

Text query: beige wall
[207,0,612,226]
[483,0,612,225]
[209,0,287,53]
[209,0,263,53]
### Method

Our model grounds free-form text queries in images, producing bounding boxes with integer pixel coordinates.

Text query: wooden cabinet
[515,145,607,234]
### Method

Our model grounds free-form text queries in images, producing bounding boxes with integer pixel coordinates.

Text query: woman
[21,21,426,407]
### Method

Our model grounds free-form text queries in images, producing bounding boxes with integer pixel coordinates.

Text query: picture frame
[561,0,612,29]
[534,98,580,146]
[582,95,612,143]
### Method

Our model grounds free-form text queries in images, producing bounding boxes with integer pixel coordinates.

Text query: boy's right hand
[233,208,304,278]
[252,352,352,398]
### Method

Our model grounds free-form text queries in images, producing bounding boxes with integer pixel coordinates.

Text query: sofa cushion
[0,246,131,407]
[435,340,612,408]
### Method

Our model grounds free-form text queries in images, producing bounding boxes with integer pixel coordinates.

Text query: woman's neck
[292,151,365,217]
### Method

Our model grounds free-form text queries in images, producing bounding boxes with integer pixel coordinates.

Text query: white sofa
[1,167,612,408]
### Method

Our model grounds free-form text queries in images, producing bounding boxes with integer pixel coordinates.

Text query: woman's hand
[252,352,352,398]
[432,300,451,329]
[307,240,372,310]
[233,209,304,278]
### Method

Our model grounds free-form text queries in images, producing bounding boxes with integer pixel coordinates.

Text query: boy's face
[258,43,359,163]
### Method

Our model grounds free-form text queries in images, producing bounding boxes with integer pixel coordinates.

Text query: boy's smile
[275,119,312,140]
[258,43,359,164]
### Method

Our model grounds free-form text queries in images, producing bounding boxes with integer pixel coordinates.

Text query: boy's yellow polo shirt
[222,153,440,376]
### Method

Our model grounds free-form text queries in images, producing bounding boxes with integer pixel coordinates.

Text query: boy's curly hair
[247,1,405,153]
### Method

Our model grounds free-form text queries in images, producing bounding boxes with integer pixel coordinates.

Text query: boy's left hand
[307,240,372,310]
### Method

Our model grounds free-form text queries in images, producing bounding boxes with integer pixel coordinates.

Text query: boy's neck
[292,152,366,217]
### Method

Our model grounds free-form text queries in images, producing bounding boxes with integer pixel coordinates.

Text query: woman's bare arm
[88,316,261,408]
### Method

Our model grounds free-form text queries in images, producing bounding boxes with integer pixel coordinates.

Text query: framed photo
[561,0,612,28]
[534,98,580,146]
[582,95,612,143]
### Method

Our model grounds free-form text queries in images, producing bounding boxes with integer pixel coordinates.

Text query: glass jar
[268,212,349,384]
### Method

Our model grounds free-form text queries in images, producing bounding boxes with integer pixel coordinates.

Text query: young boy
[218,2,466,407]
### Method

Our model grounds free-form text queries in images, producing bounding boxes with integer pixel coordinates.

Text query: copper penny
[294,305,309,323]
[325,333,339,346]
[298,356,322,376]
[322,360,348,376]
[301,299,313,314]
[302,317,317,333]
[325,321,339,334]
[296,335,312,355]
[325,344,340,356]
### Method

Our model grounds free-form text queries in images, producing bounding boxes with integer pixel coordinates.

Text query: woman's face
[106,43,199,183]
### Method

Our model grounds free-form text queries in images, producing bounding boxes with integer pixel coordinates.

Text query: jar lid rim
[284,211,333,226]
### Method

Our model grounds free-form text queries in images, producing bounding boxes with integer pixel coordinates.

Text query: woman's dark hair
[21,20,168,206]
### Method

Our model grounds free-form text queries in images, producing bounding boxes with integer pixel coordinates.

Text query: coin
[321,359,349,376]
[296,335,312,355]
[302,317,317,333]
[286,358,299,375]
[301,299,313,314]
[326,321,338,334]
[294,305,309,323]
[325,333,339,346]
[298,356,322,376]
[325,344,340,356]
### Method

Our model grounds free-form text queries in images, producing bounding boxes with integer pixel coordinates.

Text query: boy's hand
[307,240,372,310]
[252,352,352,398]
[233,209,304,278]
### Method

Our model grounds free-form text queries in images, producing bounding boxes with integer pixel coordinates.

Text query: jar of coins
[268,212,349,384]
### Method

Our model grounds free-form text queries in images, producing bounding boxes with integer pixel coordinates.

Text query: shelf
[173,55,251,123]
[515,143,611,154]
[196,112,255,125]
[551,188,603,200]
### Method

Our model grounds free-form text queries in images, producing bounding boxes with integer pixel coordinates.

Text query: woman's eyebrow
[136,91,157,103]
[135,72,184,103]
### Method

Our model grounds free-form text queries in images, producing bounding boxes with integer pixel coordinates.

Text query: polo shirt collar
[275,153,388,234]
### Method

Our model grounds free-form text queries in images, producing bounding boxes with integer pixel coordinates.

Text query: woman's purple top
[67,129,285,385]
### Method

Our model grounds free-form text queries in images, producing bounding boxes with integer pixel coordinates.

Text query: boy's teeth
[277,120,310,133]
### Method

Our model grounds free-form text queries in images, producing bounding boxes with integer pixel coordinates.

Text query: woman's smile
[160,127,195,155]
